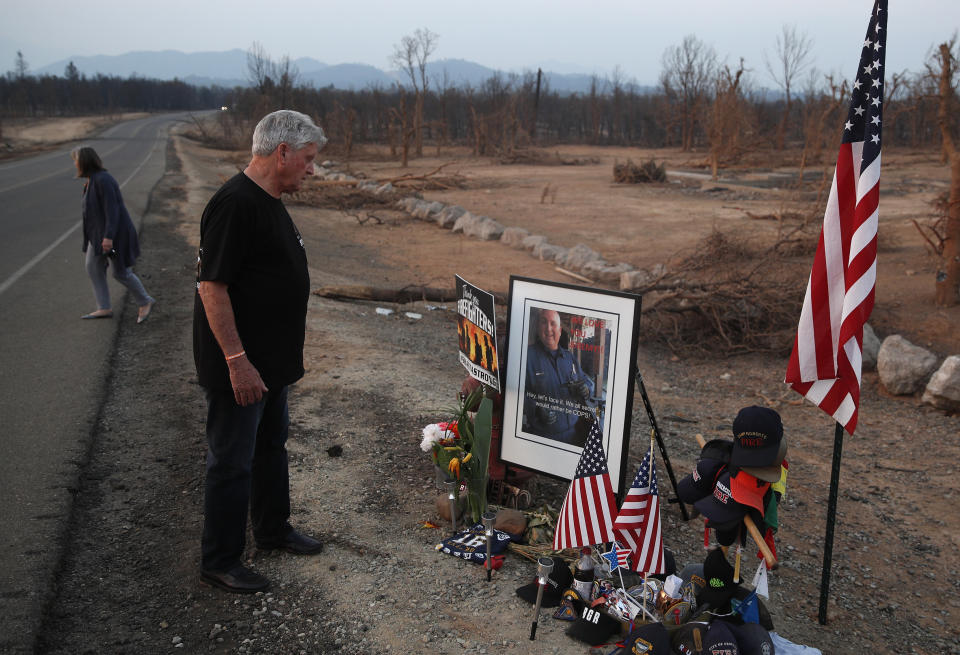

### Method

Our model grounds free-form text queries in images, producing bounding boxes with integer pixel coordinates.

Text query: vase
[464,473,489,524]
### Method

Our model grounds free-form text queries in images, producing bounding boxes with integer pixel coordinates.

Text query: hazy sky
[3,0,957,85]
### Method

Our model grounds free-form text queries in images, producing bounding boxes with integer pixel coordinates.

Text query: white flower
[420,424,444,452]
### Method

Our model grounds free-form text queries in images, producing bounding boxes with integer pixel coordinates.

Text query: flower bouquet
[421,385,494,523]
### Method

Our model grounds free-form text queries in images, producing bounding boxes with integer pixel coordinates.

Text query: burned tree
[765,25,813,150]
[660,35,717,151]
[391,28,438,158]
[707,58,750,179]
[930,39,960,306]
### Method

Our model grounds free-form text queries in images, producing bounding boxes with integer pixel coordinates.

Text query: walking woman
[73,146,155,322]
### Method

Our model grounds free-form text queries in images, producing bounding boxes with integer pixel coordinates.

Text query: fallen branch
[353,212,384,225]
[873,463,923,473]
[911,218,943,256]
[314,284,508,306]
[311,178,369,187]
[745,211,780,221]
[554,266,594,284]
[386,161,458,185]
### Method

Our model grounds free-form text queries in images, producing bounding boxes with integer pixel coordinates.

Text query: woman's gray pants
[84,244,154,311]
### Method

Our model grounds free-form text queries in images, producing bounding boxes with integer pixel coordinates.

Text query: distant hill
[300,63,394,90]
[34,49,656,95]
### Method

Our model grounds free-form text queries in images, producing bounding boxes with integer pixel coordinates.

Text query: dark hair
[71,146,105,177]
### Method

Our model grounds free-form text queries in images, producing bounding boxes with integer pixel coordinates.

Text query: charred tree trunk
[935,43,960,307]
[414,92,424,157]
[531,68,542,142]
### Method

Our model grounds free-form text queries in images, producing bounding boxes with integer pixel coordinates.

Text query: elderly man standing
[193,110,326,593]
[523,309,595,445]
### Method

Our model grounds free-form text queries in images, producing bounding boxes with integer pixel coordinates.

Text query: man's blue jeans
[201,385,292,572]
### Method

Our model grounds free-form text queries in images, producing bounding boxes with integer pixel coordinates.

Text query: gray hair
[251,110,328,156]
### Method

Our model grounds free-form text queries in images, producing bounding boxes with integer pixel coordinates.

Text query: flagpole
[818,422,845,624]
[634,369,688,521]
[638,430,655,621]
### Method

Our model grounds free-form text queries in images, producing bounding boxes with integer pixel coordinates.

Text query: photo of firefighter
[522,308,610,447]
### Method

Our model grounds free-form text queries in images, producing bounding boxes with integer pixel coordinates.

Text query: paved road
[0,113,189,653]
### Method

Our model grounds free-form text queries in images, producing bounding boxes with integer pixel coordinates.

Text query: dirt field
[0,114,149,158]
[28,115,960,654]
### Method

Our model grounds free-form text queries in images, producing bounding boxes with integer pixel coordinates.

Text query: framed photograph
[498,276,642,494]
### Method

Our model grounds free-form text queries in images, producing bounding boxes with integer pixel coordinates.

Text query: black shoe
[257,530,324,555]
[200,565,270,593]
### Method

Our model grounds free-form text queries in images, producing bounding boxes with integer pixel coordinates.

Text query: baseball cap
[678,458,728,504]
[730,469,771,515]
[515,561,573,607]
[714,521,742,546]
[731,406,784,468]
[661,599,692,627]
[694,471,747,526]
[696,548,739,610]
[740,439,787,482]
[619,622,672,654]
[649,547,677,581]
[565,606,622,646]
[700,438,733,462]
[671,620,710,655]
[730,586,775,631]
[677,563,706,605]
[730,621,775,655]
[702,620,740,655]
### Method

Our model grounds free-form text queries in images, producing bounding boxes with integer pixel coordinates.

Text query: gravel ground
[33,130,960,655]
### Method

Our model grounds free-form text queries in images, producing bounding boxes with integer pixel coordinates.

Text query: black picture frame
[498,276,642,494]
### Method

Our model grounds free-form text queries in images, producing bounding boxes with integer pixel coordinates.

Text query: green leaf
[473,396,493,478]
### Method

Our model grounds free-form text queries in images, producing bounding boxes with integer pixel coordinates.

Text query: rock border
[315,163,960,415]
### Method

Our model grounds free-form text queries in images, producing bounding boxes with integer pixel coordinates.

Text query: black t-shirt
[193,173,310,391]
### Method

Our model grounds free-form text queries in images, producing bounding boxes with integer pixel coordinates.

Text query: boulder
[397,197,419,212]
[500,226,530,248]
[452,213,504,240]
[877,335,939,395]
[374,182,394,195]
[536,244,568,262]
[492,508,528,537]
[560,244,605,271]
[472,217,505,241]
[582,261,634,284]
[922,355,960,412]
[522,235,548,252]
[862,323,881,371]
[452,211,483,234]
[620,269,652,291]
[436,205,466,228]
[412,201,445,220]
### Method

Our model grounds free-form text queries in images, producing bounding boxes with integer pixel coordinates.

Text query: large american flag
[553,419,618,550]
[784,0,887,435]
[612,447,664,575]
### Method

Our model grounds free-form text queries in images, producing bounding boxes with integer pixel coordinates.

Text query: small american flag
[553,420,618,550]
[784,0,887,435]
[600,542,631,572]
[613,447,664,575]
[615,540,631,568]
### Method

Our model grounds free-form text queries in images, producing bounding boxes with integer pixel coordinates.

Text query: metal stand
[530,557,553,640]
[634,369,689,521]
[818,422,845,625]
[482,510,497,582]
[444,478,458,535]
